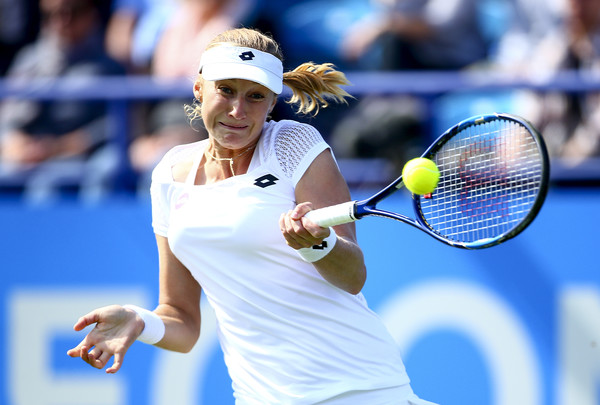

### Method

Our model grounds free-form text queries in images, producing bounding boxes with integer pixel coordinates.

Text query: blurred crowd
[0,0,598,201]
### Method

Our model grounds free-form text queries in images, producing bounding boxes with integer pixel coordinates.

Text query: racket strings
[421,120,544,243]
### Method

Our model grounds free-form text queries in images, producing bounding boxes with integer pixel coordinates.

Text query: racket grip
[304,201,358,227]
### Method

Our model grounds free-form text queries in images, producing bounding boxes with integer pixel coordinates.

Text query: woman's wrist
[123,304,165,345]
[297,228,338,263]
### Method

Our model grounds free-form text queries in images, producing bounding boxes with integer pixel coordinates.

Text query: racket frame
[347,113,550,249]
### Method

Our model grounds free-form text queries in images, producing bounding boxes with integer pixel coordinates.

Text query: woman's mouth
[220,122,248,130]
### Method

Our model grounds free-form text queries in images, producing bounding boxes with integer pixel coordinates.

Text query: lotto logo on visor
[239,51,255,61]
[199,46,284,94]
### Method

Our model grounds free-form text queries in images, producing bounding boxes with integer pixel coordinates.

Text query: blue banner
[1,188,598,405]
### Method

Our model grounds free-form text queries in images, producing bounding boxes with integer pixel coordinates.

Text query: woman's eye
[250,93,265,100]
[218,86,233,95]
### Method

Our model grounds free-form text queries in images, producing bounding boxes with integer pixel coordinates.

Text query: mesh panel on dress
[274,123,322,179]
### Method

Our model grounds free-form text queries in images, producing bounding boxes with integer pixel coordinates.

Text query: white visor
[198,46,284,94]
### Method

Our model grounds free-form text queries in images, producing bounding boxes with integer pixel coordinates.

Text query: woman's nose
[229,97,247,119]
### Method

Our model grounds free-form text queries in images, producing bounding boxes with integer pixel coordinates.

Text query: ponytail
[283,62,353,116]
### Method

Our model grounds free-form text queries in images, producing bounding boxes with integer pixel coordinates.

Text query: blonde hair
[185,28,352,122]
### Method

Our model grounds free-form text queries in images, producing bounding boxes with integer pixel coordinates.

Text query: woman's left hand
[279,202,331,250]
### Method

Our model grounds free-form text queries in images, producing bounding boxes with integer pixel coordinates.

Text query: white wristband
[123,304,165,345]
[297,228,338,263]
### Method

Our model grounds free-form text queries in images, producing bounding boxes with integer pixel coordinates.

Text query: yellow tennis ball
[402,157,440,195]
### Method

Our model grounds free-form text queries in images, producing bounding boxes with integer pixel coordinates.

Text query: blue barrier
[3,70,600,100]
[1,187,599,405]
[1,72,599,191]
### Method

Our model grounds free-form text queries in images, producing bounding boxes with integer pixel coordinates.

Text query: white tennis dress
[150,120,413,404]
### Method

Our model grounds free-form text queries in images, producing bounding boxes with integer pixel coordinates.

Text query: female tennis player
[67,27,437,405]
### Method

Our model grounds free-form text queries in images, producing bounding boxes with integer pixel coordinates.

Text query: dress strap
[185,144,206,185]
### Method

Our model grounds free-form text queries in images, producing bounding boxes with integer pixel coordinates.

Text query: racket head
[413,113,549,249]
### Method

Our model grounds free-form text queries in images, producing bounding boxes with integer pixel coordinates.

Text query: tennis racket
[307,113,550,249]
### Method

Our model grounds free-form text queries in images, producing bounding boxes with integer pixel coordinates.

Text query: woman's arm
[279,149,366,294]
[67,235,202,373]
[153,234,202,353]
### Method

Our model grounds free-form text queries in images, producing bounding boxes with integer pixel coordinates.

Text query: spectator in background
[331,0,490,177]
[512,0,600,161]
[490,0,564,73]
[0,0,125,201]
[151,0,256,79]
[0,0,40,75]
[127,0,258,193]
[105,0,176,74]
[341,0,489,71]
[251,0,378,71]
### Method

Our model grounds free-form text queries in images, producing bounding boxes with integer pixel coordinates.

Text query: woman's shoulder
[151,139,207,183]
[265,119,318,133]
[260,119,328,181]
[269,119,325,149]
[263,119,324,148]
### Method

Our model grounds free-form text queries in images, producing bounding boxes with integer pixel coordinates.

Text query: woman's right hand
[67,304,145,373]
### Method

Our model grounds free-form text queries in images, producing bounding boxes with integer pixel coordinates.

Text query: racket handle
[304,201,358,227]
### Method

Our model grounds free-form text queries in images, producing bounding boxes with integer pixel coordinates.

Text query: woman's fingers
[76,345,117,370]
[79,345,91,363]
[72,310,101,332]
[280,208,330,249]
[280,211,310,248]
[95,351,112,370]
[106,351,125,374]
[66,346,80,358]
[290,201,313,220]
[67,329,98,359]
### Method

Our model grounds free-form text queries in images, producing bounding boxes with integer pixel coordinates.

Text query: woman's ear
[193,78,203,101]
[269,96,277,114]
